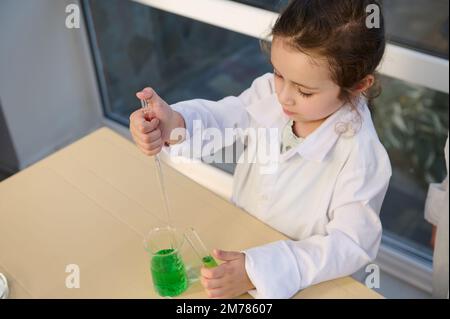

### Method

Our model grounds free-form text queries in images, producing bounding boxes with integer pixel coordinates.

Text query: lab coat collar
[289,106,349,162]
[246,93,367,163]
[291,98,367,163]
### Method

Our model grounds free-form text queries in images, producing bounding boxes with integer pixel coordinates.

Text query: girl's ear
[353,75,375,94]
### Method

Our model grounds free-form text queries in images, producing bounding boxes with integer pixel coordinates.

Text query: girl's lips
[282,108,296,116]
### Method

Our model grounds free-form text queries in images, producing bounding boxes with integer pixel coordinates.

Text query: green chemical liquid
[202,255,218,268]
[151,249,188,297]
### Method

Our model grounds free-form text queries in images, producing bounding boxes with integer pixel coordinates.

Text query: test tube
[184,228,218,268]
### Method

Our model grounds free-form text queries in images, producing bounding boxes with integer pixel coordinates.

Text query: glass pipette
[141,98,173,228]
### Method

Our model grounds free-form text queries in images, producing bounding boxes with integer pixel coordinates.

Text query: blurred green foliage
[373,76,449,190]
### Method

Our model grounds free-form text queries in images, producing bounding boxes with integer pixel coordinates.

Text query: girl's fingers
[136,137,163,152]
[135,118,160,134]
[139,143,163,156]
[143,109,156,121]
[213,249,242,262]
[130,103,157,124]
[137,88,166,113]
[143,129,162,143]
[136,87,159,102]
[146,138,163,151]
[200,277,224,290]
[149,117,160,130]
[131,124,161,145]
[136,89,153,100]
[206,288,229,299]
[201,264,226,279]
[130,125,162,150]
[129,124,145,144]
[142,147,163,157]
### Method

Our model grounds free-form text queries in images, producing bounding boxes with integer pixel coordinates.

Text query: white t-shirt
[280,119,304,154]
[168,73,392,298]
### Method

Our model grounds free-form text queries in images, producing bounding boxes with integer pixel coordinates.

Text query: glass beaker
[144,226,188,297]
[0,273,8,299]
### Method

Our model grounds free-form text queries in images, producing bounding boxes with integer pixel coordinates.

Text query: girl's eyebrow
[271,60,319,91]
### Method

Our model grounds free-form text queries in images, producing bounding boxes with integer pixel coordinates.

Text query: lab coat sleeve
[425,177,449,226]
[243,160,392,299]
[425,135,449,226]
[424,135,449,298]
[166,73,274,158]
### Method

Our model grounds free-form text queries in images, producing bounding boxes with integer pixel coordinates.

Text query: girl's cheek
[312,98,342,119]
[297,104,321,120]
[296,98,332,120]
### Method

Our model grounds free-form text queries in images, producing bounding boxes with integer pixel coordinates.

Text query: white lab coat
[425,135,449,299]
[167,73,392,298]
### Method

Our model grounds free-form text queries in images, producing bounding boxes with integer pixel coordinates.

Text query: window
[383,0,449,58]
[373,76,449,260]
[231,0,288,12]
[83,0,448,272]
[83,0,271,126]
[236,0,450,58]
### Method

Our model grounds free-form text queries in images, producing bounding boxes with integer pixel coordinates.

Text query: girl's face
[271,36,344,123]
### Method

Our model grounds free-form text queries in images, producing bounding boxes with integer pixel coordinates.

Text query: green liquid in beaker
[151,249,188,297]
[202,255,218,268]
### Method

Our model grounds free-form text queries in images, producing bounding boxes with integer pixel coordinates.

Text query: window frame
[132,0,449,93]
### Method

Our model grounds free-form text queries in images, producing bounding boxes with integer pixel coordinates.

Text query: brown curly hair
[264,0,386,109]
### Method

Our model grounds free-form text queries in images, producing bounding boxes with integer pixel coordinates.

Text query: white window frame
[134,0,449,93]
[100,0,449,294]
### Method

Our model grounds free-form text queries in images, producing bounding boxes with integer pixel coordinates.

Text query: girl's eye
[274,70,314,98]
[298,90,314,98]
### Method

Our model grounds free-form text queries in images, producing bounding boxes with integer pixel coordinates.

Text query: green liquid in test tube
[184,228,218,268]
[202,255,218,268]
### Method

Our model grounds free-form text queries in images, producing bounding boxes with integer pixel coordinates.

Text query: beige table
[0,127,382,299]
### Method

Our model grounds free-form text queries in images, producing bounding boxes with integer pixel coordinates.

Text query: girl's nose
[278,84,295,106]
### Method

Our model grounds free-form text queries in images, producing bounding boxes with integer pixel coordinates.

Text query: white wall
[0,0,102,170]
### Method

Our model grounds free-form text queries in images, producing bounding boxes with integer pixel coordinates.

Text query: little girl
[130,0,391,299]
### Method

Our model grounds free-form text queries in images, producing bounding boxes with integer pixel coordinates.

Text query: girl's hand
[200,249,255,298]
[129,88,185,156]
